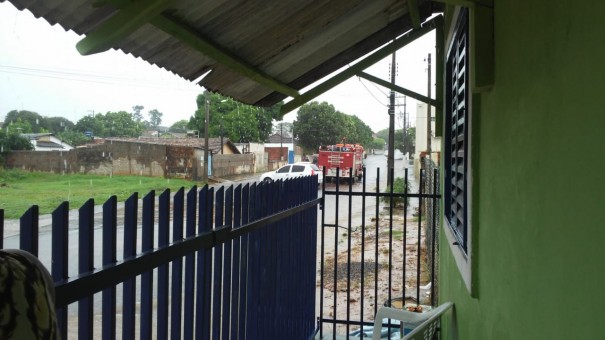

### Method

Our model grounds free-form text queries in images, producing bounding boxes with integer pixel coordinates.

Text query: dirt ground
[316,206,433,336]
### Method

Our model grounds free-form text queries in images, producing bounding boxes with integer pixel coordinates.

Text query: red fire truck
[317,144,365,181]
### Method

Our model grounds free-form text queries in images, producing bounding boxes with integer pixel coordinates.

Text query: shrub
[381,177,410,207]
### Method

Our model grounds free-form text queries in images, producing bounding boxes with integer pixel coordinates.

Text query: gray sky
[0,2,435,133]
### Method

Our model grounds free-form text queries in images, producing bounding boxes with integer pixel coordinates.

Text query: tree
[132,105,145,122]
[0,129,33,153]
[273,122,293,136]
[189,91,278,143]
[3,110,46,133]
[75,115,105,137]
[293,101,374,152]
[57,130,89,147]
[368,137,386,150]
[169,120,190,133]
[148,109,163,127]
[74,111,144,138]
[45,117,74,134]
[377,127,415,155]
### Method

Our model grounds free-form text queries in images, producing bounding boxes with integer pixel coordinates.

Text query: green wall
[440,1,605,339]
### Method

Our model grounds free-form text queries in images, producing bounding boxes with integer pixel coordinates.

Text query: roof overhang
[5,0,443,115]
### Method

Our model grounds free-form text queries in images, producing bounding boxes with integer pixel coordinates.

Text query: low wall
[5,142,258,181]
[212,154,255,178]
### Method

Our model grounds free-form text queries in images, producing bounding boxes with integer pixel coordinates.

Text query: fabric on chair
[0,249,60,339]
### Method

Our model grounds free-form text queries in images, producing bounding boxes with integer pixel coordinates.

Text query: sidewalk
[209,172,260,185]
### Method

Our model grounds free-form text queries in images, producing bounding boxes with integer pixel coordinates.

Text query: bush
[381,177,410,207]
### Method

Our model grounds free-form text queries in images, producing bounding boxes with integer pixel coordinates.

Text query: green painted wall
[440,1,605,339]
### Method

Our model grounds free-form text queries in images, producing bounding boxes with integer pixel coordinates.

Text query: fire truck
[317,143,365,181]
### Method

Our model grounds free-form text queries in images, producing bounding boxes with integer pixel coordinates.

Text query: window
[445,8,469,253]
[291,165,305,173]
[277,165,291,173]
[443,8,475,294]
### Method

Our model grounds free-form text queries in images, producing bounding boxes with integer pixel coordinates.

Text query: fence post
[51,202,69,340]
[78,199,95,340]
[102,196,117,340]
[141,191,155,339]
[19,205,39,255]
[123,193,138,340]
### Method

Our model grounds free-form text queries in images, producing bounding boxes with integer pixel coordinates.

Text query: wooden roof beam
[356,71,440,108]
[151,14,300,98]
[77,0,174,56]
[279,15,443,117]
[407,0,422,29]
[77,0,300,98]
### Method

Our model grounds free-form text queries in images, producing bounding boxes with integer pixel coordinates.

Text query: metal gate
[316,165,440,339]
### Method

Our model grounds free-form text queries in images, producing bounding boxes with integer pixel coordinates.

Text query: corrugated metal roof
[5,0,439,108]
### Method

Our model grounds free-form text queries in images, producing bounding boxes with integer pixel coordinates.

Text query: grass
[0,168,202,219]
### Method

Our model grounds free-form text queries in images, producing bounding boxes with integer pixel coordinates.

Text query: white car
[260,162,323,184]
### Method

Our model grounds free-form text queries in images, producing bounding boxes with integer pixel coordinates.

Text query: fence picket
[78,199,94,339]
[195,185,213,340]
[19,205,38,255]
[184,186,197,340]
[102,196,117,340]
[141,191,155,339]
[212,186,224,340]
[123,193,138,340]
[222,185,233,339]
[171,188,185,339]
[51,202,69,340]
[157,189,171,340]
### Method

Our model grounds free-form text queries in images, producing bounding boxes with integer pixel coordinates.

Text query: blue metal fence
[0,175,319,339]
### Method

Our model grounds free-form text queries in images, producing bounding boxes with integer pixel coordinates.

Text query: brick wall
[5,141,258,180]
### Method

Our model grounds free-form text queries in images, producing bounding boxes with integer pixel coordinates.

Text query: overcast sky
[0,2,435,133]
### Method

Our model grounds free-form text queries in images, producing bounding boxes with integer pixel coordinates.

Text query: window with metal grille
[445,9,469,253]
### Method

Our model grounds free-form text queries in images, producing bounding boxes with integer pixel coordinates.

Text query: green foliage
[74,111,145,137]
[169,120,190,133]
[56,130,89,147]
[45,116,74,133]
[131,105,145,123]
[3,110,45,133]
[381,177,410,207]
[189,91,279,143]
[293,101,374,152]
[0,169,199,219]
[148,108,163,127]
[375,127,415,155]
[0,129,33,153]
[368,137,386,150]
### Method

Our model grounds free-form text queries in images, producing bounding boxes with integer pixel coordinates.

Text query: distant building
[20,133,74,151]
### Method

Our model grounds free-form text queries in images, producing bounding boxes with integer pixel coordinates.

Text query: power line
[0,63,201,92]
[357,76,388,107]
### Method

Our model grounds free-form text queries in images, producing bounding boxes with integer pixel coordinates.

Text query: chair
[371,302,453,340]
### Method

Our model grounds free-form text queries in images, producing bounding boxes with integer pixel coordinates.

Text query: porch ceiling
[4,0,442,116]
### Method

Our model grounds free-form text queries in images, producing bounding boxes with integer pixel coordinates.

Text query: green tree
[169,120,190,133]
[57,130,89,147]
[75,115,106,137]
[348,115,374,146]
[189,91,278,143]
[368,137,386,150]
[148,109,163,127]
[376,127,415,155]
[0,129,33,153]
[3,110,46,133]
[45,117,74,134]
[74,111,144,138]
[132,105,145,123]
[293,101,372,152]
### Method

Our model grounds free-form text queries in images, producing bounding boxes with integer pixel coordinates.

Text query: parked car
[260,162,323,184]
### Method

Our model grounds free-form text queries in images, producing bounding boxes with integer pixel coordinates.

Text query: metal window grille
[445,9,469,252]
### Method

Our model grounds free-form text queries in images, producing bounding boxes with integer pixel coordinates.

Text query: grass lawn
[0,169,203,219]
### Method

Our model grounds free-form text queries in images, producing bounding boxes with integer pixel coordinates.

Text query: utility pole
[387,49,396,187]
[426,53,432,159]
[403,95,407,155]
[203,98,210,183]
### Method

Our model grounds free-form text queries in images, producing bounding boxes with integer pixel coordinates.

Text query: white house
[20,133,74,151]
